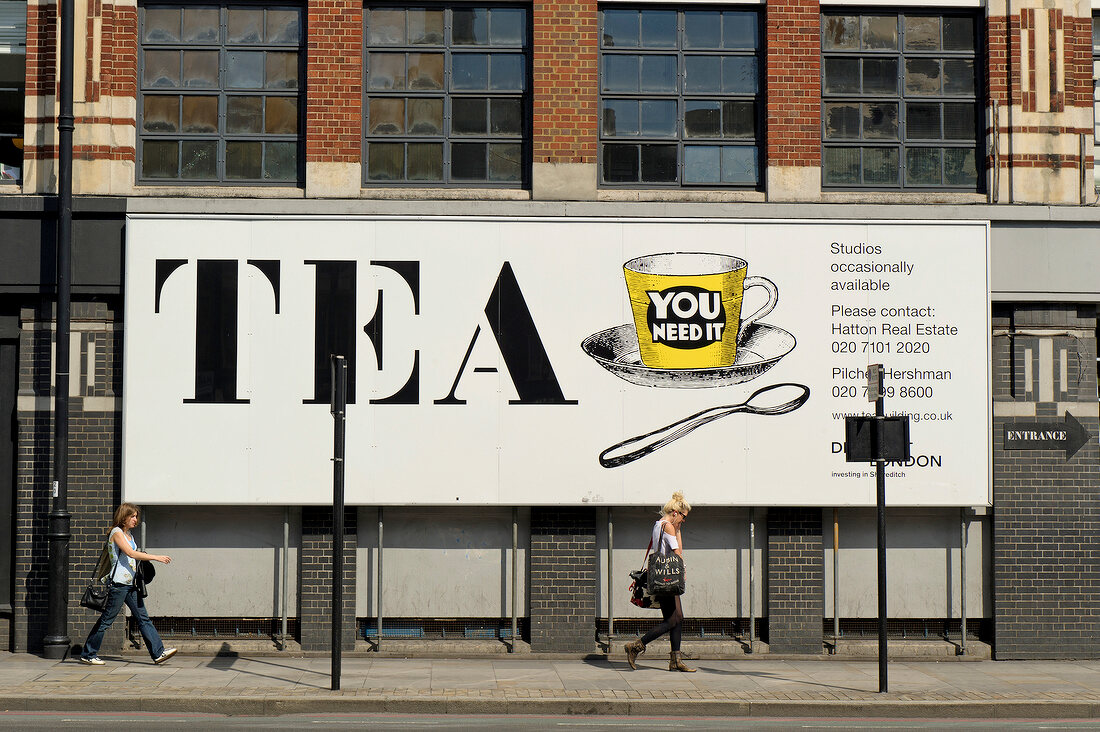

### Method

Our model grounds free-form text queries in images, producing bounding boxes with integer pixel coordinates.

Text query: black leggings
[641,593,684,651]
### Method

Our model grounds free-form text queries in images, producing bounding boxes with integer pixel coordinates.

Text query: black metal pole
[330,356,346,691]
[875,388,887,693]
[43,0,75,660]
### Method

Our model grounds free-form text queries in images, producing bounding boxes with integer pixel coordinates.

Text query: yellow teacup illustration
[624,253,778,369]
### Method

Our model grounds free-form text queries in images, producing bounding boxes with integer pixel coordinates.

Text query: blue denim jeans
[81,583,165,661]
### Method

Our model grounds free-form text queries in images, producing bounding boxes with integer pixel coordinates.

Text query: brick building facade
[0,0,1098,659]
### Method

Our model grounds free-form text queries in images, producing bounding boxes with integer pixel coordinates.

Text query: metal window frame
[1092,13,1098,191]
[136,2,305,186]
[0,48,25,184]
[821,10,983,191]
[362,4,531,188]
[597,5,764,189]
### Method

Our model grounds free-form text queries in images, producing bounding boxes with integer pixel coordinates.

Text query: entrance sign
[122,216,991,507]
[1003,414,1091,459]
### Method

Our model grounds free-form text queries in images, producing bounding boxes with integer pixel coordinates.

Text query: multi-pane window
[1093,16,1099,191]
[599,8,761,187]
[363,6,527,185]
[0,0,26,182]
[821,12,980,189]
[138,4,302,184]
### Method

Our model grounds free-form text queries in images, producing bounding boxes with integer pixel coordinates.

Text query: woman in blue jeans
[80,503,177,666]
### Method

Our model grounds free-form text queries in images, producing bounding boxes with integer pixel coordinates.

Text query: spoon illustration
[598,382,811,468]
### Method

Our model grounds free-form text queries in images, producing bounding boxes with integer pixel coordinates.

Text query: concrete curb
[1,695,1098,718]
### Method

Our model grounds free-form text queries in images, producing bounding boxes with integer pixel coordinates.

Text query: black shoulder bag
[628,539,658,609]
[80,541,117,612]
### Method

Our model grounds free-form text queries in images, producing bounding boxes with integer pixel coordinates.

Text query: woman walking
[624,491,695,672]
[80,503,177,666]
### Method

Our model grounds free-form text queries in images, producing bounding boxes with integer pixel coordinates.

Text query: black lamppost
[42,0,74,660]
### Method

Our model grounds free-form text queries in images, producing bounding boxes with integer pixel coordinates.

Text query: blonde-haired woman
[79,503,176,666]
[624,491,695,672]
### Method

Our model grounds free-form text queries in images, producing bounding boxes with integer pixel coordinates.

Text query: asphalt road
[2,713,1100,731]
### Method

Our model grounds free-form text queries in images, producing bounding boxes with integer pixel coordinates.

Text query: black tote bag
[646,552,686,596]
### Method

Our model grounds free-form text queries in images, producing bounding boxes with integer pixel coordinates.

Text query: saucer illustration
[581,322,796,388]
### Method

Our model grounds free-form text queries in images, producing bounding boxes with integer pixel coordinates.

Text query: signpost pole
[845,366,910,694]
[871,364,888,693]
[330,355,347,692]
[748,507,755,652]
[833,508,840,654]
[960,508,967,656]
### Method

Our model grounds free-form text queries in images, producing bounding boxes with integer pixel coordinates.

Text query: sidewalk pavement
[2,650,1100,718]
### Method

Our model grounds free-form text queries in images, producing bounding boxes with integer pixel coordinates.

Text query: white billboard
[122,216,990,507]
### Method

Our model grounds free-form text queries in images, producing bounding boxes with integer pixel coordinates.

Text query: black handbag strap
[628,538,653,595]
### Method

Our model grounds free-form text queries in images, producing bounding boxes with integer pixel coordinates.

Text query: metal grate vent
[826,618,989,641]
[358,617,530,641]
[145,617,299,640]
[598,617,762,640]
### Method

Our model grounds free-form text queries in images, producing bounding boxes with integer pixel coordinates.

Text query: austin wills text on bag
[646,552,686,595]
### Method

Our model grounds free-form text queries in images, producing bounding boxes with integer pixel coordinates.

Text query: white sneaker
[79,656,105,666]
[153,647,178,664]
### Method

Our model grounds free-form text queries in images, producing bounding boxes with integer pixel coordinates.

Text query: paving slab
[153,672,238,689]
[1,651,1100,717]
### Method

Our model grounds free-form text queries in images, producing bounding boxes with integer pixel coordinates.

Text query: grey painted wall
[990,223,1100,302]
[823,508,990,618]
[141,506,300,617]
[355,506,529,618]
[136,504,988,621]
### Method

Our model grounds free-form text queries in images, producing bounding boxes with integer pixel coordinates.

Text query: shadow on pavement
[583,656,871,694]
[204,643,330,689]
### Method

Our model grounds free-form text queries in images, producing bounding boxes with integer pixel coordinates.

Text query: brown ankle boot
[624,639,646,670]
[669,650,696,672]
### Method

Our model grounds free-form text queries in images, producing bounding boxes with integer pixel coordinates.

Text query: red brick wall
[306,0,362,164]
[102,5,137,100]
[18,0,1096,181]
[987,9,1092,174]
[532,0,597,165]
[1064,14,1093,110]
[82,1,136,105]
[987,15,1012,108]
[765,0,820,168]
[24,1,137,165]
[25,1,56,98]
[25,0,365,170]
[987,13,1010,176]
[997,9,1091,118]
